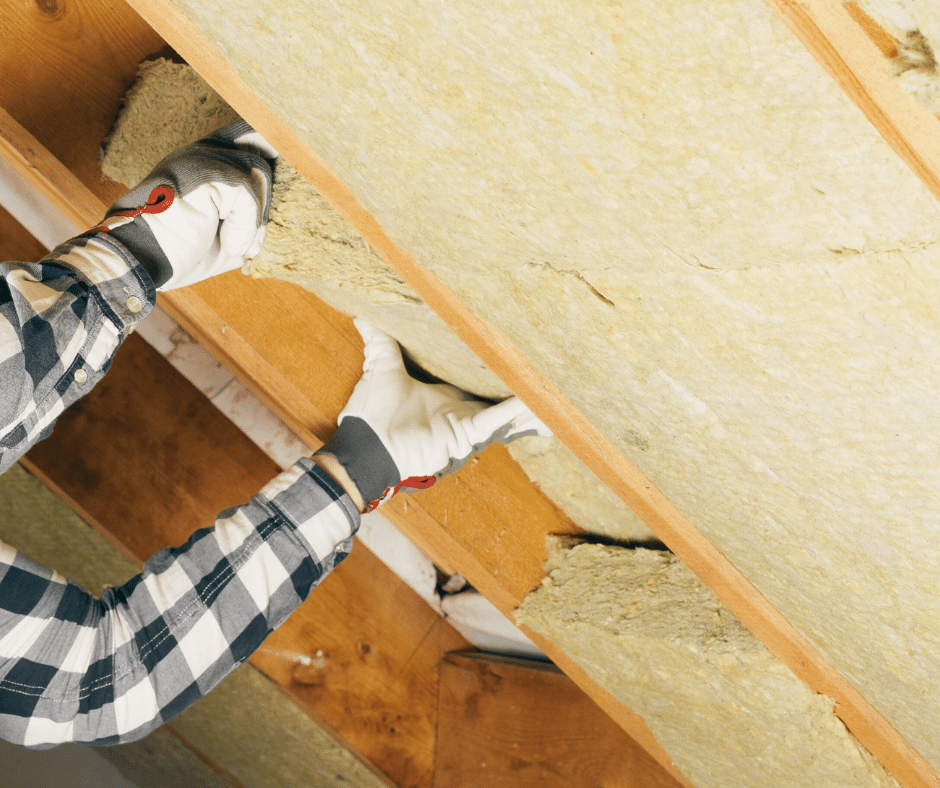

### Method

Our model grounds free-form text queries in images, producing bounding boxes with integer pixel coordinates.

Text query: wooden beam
[109,4,940,787]
[0,0,164,200]
[843,1,900,59]
[764,0,940,207]
[0,104,105,230]
[159,281,698,788]
[434,652,686,788]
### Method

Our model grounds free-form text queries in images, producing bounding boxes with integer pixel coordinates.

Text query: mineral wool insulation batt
[515,541,901,788]
[102,58,655,544]
[108,0,940,778]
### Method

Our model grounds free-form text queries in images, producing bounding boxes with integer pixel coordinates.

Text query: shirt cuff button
[74,369,88,384]
[126,296,144,314]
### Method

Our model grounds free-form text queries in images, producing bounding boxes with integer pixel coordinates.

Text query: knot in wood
[35,0,62,18]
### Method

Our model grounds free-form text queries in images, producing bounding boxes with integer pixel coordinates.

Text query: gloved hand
[92,120,276,290]
[316,319,552,511]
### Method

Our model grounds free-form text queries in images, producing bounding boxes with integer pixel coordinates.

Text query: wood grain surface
[435,653,685,788]
[0,0,165,202]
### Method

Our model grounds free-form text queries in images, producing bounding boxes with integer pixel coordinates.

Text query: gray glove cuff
[107,217,174,288]
[316,416,401,508]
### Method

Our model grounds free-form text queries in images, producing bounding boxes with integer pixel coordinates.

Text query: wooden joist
[0,0,164,202]
[434,652,685,788]
[111,2,940,787]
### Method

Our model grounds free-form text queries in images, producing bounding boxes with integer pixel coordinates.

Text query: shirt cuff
[254,458,361,563]
[51,230,157,332]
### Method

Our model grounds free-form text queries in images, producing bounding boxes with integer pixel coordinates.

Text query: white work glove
[93,120,276,290]
[316,319,551,511]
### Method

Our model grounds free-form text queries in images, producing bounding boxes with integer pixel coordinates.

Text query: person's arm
[0,459,359,748]
[0,120,311,747]
[0,121,548,748]
[0,315,546,748]
[0,120,274,476]
[0,234,155,476]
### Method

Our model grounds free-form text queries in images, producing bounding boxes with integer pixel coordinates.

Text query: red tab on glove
[365,475,437,512]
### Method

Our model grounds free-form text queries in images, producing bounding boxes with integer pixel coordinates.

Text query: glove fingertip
[207,120,280,160]
[244,226,267,260]
[473,397,552,441]
[354,318,406,370]
[512,412,553,439]
[352,317,375,337]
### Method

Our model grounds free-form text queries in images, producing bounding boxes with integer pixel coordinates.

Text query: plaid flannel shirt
[0,232,359,748]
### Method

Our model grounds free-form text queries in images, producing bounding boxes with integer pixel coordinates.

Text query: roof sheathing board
[155,0,940,774]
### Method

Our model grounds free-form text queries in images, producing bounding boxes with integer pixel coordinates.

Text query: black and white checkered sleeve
[0,231,155,475]
[0,458,360,748]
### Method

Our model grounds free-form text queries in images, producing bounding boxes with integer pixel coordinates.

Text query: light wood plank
[435,653,686,788]
[0,0,165,201]
[0,104,104,230]
[843,1,900,59]
[113,4,940,787]
[766,0,940,204]
[255,579,467,788]
[155,278,696,783]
